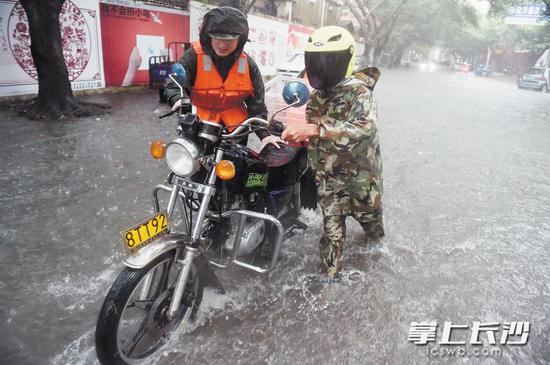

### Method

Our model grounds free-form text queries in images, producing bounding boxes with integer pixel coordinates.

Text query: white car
[419,61,437,72]
[276,53,305,78]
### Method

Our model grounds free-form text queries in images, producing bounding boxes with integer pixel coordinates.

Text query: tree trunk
[390,45,406,68]
[18,0,107,119]
[365,45,376,66]
[373,5,403,66]
[20,0,75,114]
[243,0,259,14]
[373,44,384,65]
[486,47,493,66]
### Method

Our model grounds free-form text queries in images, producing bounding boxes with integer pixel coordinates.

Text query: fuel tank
[260,144,308,191]
[218,143,308,194]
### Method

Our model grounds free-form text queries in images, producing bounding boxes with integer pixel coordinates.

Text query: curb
[0,85,151,104]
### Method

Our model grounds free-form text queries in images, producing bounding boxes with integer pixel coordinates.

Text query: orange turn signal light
[215,160,235,180]
[150,140,166,159]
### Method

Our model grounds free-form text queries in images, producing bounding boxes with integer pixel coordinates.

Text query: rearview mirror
[171,63,187,85]
[269,81,310,123]
[169,64,187,99]
[282,81,310,107]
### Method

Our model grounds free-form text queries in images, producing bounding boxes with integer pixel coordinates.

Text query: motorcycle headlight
[165,138,200,177]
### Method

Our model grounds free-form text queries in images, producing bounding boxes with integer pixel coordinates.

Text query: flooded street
[1,68,549,364]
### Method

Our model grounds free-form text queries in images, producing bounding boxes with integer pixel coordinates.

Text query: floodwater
[1,68,549,364]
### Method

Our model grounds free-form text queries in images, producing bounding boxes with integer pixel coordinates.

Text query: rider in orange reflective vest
[165,7,284,149]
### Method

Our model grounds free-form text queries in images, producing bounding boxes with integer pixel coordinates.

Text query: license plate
[121,211,169,253]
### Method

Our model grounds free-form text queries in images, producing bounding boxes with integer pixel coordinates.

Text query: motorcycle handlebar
[167,110,282,139]
[221,117,270,139]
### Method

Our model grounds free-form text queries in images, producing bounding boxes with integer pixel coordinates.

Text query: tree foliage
[487,0,520,17]
[341,0,550,67]
[342,0,480,65]
[449,1,550,63]
[387,0,477,65]
[342,0,408,64]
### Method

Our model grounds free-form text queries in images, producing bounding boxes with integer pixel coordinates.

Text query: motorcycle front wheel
[95,251,203,365]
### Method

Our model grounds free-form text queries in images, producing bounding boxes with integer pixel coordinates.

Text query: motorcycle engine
[224,216,266,256]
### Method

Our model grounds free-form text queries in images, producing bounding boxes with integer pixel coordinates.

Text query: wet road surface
[1,69,549,364]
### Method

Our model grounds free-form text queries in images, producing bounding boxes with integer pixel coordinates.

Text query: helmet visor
[208,32,240,40]
[305,50,352,90]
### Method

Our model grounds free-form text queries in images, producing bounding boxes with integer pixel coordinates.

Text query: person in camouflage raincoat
[282,26,384,279]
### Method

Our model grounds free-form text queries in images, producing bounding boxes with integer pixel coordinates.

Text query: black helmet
[199,7,249,56]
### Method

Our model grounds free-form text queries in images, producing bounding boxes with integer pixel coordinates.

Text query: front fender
[123,233,186,269]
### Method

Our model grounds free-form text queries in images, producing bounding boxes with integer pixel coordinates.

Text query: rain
[1,67,549,364]
[1,0,550,364]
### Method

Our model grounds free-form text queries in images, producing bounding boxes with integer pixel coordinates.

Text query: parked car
[474,64,491,76]
[517,67,549,92]
[276,53,305,78]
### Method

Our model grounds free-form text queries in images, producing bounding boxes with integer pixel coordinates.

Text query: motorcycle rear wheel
[95,251,203,365]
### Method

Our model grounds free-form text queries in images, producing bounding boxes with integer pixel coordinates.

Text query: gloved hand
[269,120,286,136]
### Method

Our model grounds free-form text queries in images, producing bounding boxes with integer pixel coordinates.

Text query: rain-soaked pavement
[1,68,549,365]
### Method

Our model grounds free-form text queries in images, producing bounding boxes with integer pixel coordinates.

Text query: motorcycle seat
[260,143,302,168]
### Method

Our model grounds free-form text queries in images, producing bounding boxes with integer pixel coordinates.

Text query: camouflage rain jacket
[306,73,383,216]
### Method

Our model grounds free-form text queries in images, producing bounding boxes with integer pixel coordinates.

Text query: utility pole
[288,0,293,21]
[320,0,326,27]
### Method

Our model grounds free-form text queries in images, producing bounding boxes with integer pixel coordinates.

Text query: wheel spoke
[123,323,154,358]
[106,254,194,364]
[121,262,175,358]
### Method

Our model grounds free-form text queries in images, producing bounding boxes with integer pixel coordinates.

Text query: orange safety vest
[191,42,254,128]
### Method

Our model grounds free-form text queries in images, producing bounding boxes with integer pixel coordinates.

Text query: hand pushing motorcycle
[95,64,315,365]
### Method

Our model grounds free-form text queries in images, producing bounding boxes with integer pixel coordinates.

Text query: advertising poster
[287,23,313,61]
[245,14,289,76]
[0,0,105,97]
[99,0,189,86]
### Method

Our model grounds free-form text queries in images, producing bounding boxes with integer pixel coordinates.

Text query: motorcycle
[95,64,314,365]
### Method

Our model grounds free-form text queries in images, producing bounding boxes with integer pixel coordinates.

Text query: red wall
[100,3,189,86]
